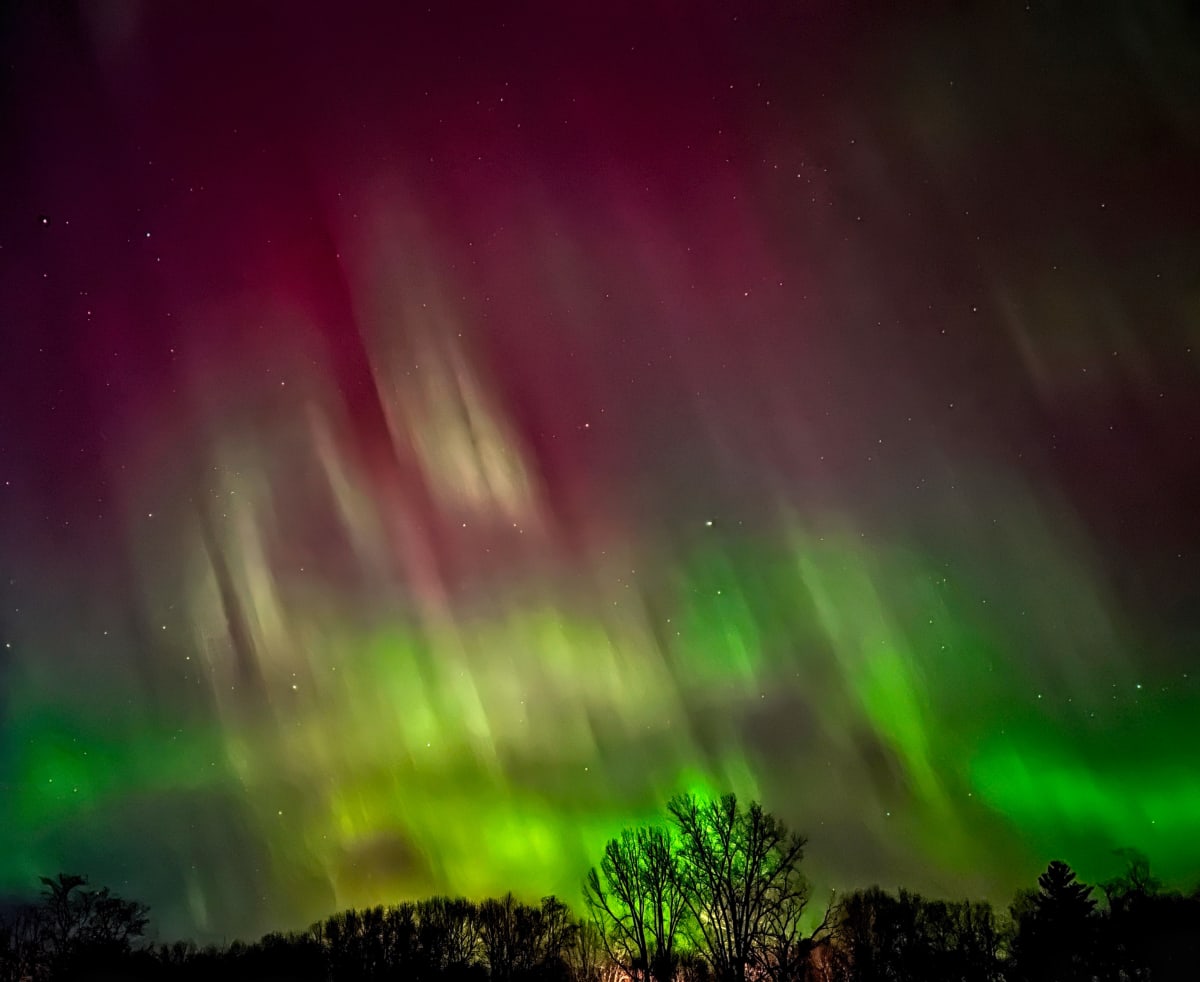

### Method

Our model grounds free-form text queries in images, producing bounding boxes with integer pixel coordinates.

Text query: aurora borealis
[2,0,1199,943]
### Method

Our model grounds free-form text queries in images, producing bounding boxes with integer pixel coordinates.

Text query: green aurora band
[5,488,1195,936]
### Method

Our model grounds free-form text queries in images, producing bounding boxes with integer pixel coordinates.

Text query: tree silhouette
[39,873,90,967]
[666,793,809,982]
[1010,860,1097,982]
[922,897,1002,982]
[7,839,1195,982]
[753,880,831,982]
[315,906,392,980]
[0,873,153,980]
[532,897,577,982]
[831,888,1002,982]
[478,896,522,982]
[478,894,575,982]
[35,872,149,976]
[0,903,46,982]
[1099,851,1200,982]
[567,918,608,982]
[584,825,687,982]
[831,887,917,982]
[417,896,484,979]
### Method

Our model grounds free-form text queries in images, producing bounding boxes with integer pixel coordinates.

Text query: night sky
[2,0,1199,944]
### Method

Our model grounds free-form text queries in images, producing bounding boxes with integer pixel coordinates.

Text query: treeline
[582,794,1200,982]
[3,794,1198,981]
[0,886,584,982]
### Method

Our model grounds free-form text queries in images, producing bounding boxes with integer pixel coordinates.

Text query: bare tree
[39,873,90,965]
[478,893,574,982]
[535,896,578,975]
[418,896,482,973]
[832,888,1003,982]
[584,825,687,982]
[667,794,808,982]
[479,893,525,982]
[568,918,609,982]
[37,873,148,971]
[0,904,47,982]
[754,887,833,982]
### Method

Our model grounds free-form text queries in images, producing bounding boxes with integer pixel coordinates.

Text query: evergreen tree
[1010,860,1097,982]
